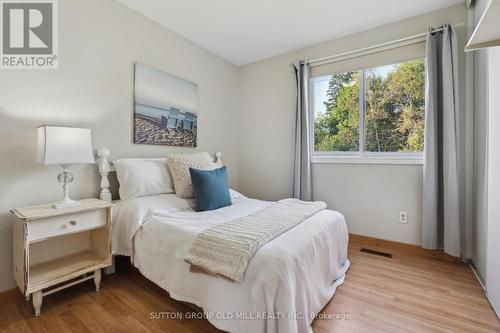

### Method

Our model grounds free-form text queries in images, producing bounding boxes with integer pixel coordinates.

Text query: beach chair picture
[133,62,198,147]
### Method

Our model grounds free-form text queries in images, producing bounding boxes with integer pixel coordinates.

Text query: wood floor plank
[311,248,500,333]
[0,304,33,333]
[0,238,498,333]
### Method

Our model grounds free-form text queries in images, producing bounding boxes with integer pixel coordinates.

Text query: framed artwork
[134,62,198,147]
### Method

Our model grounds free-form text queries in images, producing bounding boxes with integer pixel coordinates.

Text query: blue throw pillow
[189,166,231,211]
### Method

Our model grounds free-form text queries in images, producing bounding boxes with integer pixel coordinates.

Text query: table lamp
[36,125,95,209]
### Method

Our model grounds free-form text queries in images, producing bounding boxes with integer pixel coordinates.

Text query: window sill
[311,154,423,165]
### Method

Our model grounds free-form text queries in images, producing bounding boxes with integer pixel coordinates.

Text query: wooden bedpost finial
[97,148,112,202]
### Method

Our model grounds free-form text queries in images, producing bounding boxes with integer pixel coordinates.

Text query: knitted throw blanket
[185,198,327,282]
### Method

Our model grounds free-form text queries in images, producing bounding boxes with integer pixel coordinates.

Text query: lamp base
[53,199,80,209]
[53,166,80,209]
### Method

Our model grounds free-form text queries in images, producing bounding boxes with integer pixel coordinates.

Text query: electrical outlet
[399,211,408,224]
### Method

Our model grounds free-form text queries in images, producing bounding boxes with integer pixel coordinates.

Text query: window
[312,59,425,163]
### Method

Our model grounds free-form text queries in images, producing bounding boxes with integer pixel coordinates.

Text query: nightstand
[11,199,113,316]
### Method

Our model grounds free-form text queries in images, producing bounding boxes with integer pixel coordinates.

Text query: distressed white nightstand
[11,199,112,316]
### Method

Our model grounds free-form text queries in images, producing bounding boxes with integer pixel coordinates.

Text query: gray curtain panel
[293,61,312,201]
[423,25,461,257]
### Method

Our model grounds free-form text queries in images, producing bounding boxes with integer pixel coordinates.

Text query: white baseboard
[470,263,486,291]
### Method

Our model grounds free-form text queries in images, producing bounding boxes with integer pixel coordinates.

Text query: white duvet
[112,191,350,333]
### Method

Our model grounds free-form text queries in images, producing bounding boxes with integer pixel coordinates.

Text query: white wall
[487,46,500,316]
[238,5,467,246]
[313,164,423,244]
[0,0,240,292]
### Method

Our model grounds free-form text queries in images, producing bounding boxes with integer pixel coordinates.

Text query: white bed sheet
[112,191,350,333]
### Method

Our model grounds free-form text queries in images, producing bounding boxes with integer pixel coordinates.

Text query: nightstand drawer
[27,209,107,242]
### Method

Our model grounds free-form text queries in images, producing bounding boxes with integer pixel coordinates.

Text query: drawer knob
[68,220,77,226]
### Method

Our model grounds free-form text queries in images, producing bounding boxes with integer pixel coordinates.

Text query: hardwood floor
[1,238,499,333]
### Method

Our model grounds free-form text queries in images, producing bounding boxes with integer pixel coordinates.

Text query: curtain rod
[301,23,464,67]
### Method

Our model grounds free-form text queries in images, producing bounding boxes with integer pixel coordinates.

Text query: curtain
[293,61,312,201]
[423,25,461,257]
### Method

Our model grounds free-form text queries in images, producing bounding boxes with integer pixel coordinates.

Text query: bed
[96,148,350,333]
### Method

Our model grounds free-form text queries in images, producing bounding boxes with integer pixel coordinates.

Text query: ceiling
[117,0,464,66]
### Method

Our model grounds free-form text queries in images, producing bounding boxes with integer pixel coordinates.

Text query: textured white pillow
[167,152,216,198]
[114,158,174,200]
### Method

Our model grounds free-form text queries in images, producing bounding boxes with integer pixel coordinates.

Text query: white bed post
[97,148,115,275]
[214,151,223,167]
[97,148,112,203]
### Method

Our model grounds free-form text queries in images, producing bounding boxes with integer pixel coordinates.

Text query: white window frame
[310,64,424,165]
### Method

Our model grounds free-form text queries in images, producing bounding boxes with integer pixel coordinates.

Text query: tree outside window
[313,59,425,154]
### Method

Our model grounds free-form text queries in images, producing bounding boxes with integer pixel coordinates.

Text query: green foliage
[315,71,359,151]
[324,72,354,110]
[314,59,425,152]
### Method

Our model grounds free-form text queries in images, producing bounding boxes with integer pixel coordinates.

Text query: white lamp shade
[36,126,95,165]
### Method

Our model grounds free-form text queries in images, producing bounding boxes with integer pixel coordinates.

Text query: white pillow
[167,152,217,199]
[114,158,174,200]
